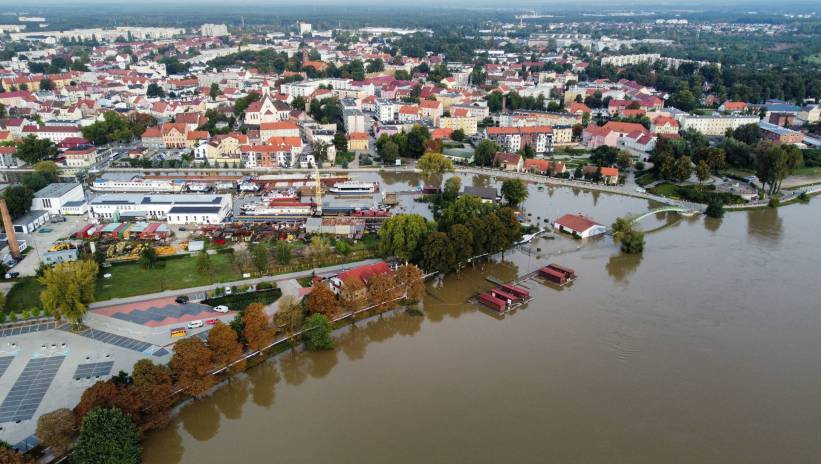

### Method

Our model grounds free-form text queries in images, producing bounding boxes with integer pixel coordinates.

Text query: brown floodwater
[144,181,821,464]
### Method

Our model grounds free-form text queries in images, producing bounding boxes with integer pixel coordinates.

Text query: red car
[206,319,218,325]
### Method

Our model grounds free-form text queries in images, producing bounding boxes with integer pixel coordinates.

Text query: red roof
[554,214,602,233]
[338,261,392,286]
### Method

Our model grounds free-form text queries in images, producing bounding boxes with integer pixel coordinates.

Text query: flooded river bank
[144,177,821,464]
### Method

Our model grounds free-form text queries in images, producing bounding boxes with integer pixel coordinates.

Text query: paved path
[89,258,380,309]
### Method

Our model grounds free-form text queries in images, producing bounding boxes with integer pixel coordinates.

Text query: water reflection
[379,170,422,187]
[746,208,783,243]
[215,377,248,420]
[181,400,221,442]
[704,217,722,233]
[605,252,643,283]
[249,361,277,408]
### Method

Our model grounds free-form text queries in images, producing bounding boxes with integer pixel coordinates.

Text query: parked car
[206,319,218,325]
[50,215,66,223]
[213,305,229,313]
[175,295,189,304]
[187,320,204,329]
[224,286,233,295]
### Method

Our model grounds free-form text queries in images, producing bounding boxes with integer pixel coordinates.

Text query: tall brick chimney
[0,199,20,259]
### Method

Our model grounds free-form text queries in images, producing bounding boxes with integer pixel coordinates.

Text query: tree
[250,243,269,273]
[421,231,455,274]
[305,281,339,317]
[39,78,55,91]
[418,152,454,178]
[0,444,32,463]
[673,156,693,182]
[36,408,76,455]
[442,176,461,202]
[754,142,802,195]
[15,135,58,164]
[303,314,334,351]
[500,178,528,206]
[339,278,365,312]
[333,131,348,152]
[291,95,306,111]
[670,89,697,112]
[195,250,211,274]
[275,240,291,264]
[170,337,215,397]
[705,199,725,218]
[696,160,711,184]
[706,148,727,173]
[139,245,157,269]
[72,408,141,464]
[2,185,34,218]
[209,83,222,101]
[611,218,645,254]
[406,125,431,158]
[450,128,465,142]
[367,273,398,312]
[146,83,165,98]
[242,302,276,351]
[378,140,399,164]
[33,160,59,182]
[378,214,434,262]
[275,294,304,333]
[309,236,330,258]
[448,224,474,268]
[394,264,425,302]
[616,150,633,170]
[131,359,173,429]
[40,260,98,328]
[474,139,499,167]
[207,321,243,369]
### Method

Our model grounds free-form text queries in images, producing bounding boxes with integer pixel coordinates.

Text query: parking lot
[8,215,87,277]
[0,326,159,448]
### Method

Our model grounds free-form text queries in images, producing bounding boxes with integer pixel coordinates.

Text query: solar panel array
[0,356,13,379]
[0,322,58,338]
[73,361,114,380]
[61,326,153,353]
[0,356,65,423]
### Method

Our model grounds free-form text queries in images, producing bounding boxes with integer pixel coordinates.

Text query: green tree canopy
[378,214,434,262]
[72,408,141,464]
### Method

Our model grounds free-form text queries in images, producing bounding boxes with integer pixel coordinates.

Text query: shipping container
[501,283,530,299]
[547,264,576,279]
[490,288,518,304]
[478,293,507,313]
[539,266,567,285]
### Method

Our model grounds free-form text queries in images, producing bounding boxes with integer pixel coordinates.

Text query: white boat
[262,189,299,202]
[329,181,378,195]
[239,181,260,192]
[91,176,185,193]
[187,182,211,193]
[241,201,313,216]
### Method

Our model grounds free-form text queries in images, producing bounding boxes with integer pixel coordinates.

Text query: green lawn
[648,183,679,197]
[96,253,242,300]
[649,183,745,205]
[635,172,657,187]
[5,277,43,313]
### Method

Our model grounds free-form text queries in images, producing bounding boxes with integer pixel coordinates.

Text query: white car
[187,320,204,329]
[224,286,233,295]
[213,305,229,313]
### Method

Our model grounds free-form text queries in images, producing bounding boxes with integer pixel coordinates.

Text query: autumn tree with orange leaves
[243,303,276,351]
[208,320,245,372]
[367,273,399,312]
[170,337,215,397]
[395,264,425,302]
[306,281,339,317]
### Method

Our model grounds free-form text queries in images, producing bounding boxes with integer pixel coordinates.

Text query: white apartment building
[342,109,367,134]
[201,24,229,37]
[678,115,760,136]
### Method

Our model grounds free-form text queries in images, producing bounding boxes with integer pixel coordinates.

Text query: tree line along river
[144,175,821,464]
